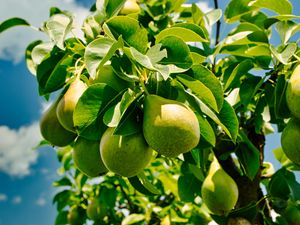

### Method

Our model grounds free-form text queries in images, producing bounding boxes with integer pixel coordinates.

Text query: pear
[100,127,153,177]
[119,0,141,15]
[67,206,85,225]
[281,118,300,165]
[89,65,131,92]
[143,95,200,158]
[201,157,239,216]
[39,97,76,147]
[73,137,108,177]
[56,78,87,132]
[86,198,107,221]
[286,64,300,119]
[228,217,251,225]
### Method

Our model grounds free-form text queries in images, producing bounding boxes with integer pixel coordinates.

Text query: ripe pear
[119,0,141,15]
[143,95,200,158]
[89,65,131,92]
[281,118,300,165]
[283,204,300,225]
[67,206,85,225]
[39,97,76,147]
[56,78,87,132]
[73,137,108,177]
[201,157,239,216]
[86,198,107,221]
[100,127,153,177]
[286,64,300,119]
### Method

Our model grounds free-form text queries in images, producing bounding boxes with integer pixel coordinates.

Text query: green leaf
[268,169,291,200]
[31,42,54,65]
[159,36,193,70]
[196,113,216,147]
[239,75,263,106]
[274,75,291,118]
[121,214,145,225]
[177,74,219,112]
[53,177,72,187]
[273,148,300,171]
[219,100,239,142]
[44,14,73,49]
[190,65,224,111]
[276,20,300,44]
[177,174,202,202]
[0,17,30,33]
[55,211,68,225]
[84,36,123,79]
[205,9,222,26]
[237,130,260,180]
[224,59,253,91]
[73,83,118,140]
[128,173,160,196]
[53,190,72,211]
[251,0,292,15]
[156,24,208,43]
[225,0,255,23]
[106,16,148,54]
[25,40,43,75]
[270,43,297,65]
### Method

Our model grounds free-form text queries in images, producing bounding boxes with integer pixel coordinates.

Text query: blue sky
[0,1,299,225]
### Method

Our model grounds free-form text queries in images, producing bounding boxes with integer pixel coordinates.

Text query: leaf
[273,148,300,171]
[25,40,43,75]
[128,173,160,196]
[224,59,253,91]
[159,36,193,70]
[177,74,219,112]
[276,20,300,44]
[205,9,222,26]
[55,211,68,225]
[53,190,72,211]
[270,43,297,65]
[239,75,262,106]
[121,214,145,225]
[196,113,216,147]
[251,0,292,15]
[156,25,208,43]
[237,130,260,180]
[84,36,123,78]
[190,65,224,111]
[225,0,255,23]
[53,177,72,187]
[106,16,148,54]
[274,75,291,118]
[31,42,54,65]
[0,17,30,33]
[73,83,118,140]
[45,14,73,49]
[268,169,291,200]
[177,174,202,202]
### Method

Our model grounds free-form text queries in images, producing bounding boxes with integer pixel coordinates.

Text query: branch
[213,0,221,46]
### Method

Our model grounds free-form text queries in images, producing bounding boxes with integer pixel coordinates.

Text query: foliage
[1,0,300,224]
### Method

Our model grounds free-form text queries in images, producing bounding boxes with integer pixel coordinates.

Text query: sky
[0,1,299,225]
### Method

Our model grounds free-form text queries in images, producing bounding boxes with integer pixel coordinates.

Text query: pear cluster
[281,64,300,165]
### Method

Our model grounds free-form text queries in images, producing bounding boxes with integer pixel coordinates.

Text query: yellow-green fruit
[89,65,131,92]
[73,137,108,177]
[39,98,76,147]
[100,128,153,177]
[56,78,87,132]
[286,64,300,119]
[228,217,251,225]
[281,118,300,165]
[119,0,140,15]
[87,198,107,221]
[201,158,239,216]
[143,95,200,158]
[67,206,85,225]
[283,204,300,225]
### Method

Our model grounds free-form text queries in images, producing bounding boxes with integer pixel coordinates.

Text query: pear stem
[140,80,150,95]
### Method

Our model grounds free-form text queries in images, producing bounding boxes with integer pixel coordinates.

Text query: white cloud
[0,194,7,202]
[12,196,22,204]
[35,197,47,206]
[0,0,89,63]
[0,122,42,177]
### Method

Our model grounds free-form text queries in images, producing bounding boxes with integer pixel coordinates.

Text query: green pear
[201,157,239,216]
[143,95,200,158]
[286,64,300,119]
[228,217,251,225]
[119,0,141,15]
[89,65,131,92]
[39,97,76,147]
[100,127,153,177]
[283,204,300,225]
[73,137,108,177]
[67,206,85,225]
[86,198,107,221]
[281,118,300,165]
[56,78,87,132]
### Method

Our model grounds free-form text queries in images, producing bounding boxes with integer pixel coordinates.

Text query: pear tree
[1,0,300,224]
